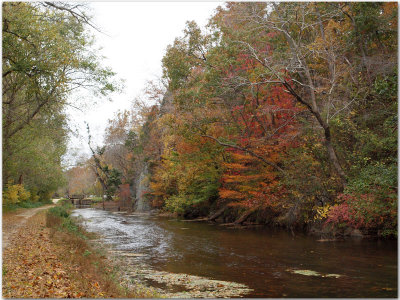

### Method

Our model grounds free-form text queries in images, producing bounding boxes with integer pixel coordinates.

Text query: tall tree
[2,2,119,196]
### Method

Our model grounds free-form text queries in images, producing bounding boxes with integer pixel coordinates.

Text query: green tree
[3,2,119,198]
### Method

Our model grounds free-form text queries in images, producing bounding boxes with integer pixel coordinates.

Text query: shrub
[38,191,53,203]
[48,206,69,218]
[28,187,40,203]
[59,200,74,209]
[61,217,81,235]
[326,193,397,236]
[165,194,188,215]
[3,183,30,204]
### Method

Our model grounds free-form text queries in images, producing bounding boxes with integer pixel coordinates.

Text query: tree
[2,2,119,195]
[66,164,97,196]
[104,110,135,182]
[209,3,350,185]
[159,20,300,217]
[87,124,122,208]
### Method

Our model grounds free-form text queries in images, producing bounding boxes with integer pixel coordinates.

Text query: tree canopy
[2,2,119,203]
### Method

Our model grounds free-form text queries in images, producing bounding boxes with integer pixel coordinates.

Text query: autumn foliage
[94,2,397,236]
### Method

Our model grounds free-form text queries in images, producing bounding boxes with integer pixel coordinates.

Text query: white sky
[65,2,223,166]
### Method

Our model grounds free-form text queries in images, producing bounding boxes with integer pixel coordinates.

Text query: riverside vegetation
[68,3,397,238]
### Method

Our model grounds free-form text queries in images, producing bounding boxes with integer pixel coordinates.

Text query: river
[71,208,397,298]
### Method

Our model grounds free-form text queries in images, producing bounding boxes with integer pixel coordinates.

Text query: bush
[165,194,188,215]
[2,182,56,213]
[28,187,40,203]
[60,217,81,235]
[326,193,397,237]
[48,206,69,218]
[38,191,53,203]
[59,200,74,209]
[3,183,30,204]
[2,182,53,212]
[326,160,398,237]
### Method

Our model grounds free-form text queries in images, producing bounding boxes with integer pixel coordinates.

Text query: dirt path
[2,205,150,298]
[2,210,93,298]
[2,205,54,250]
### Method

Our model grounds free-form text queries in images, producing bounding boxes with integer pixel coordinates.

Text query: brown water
[72,208,397,298]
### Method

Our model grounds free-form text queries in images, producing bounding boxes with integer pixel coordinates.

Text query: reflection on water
[72,208,397,298]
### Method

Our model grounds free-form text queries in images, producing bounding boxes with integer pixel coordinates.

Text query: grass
[45,203,158,298]
[48,205,70,218]
[46,204,88,240]
[3,200,52,213]
[90,197,104,203]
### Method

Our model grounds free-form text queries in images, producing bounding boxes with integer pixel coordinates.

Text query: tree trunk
[234,206,260,225]
[325,137,347,187]
[208,205,229,221]
[317,121,347,188]
[273,8,348,188]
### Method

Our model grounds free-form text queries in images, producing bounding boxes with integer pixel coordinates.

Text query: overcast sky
[65,2,223,166]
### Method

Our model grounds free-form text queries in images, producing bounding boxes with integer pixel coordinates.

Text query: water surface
[72,208,397,298]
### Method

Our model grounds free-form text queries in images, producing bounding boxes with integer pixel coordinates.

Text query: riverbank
[2,207,157,298]
[95,205,392,240]
[154,208,396,240]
